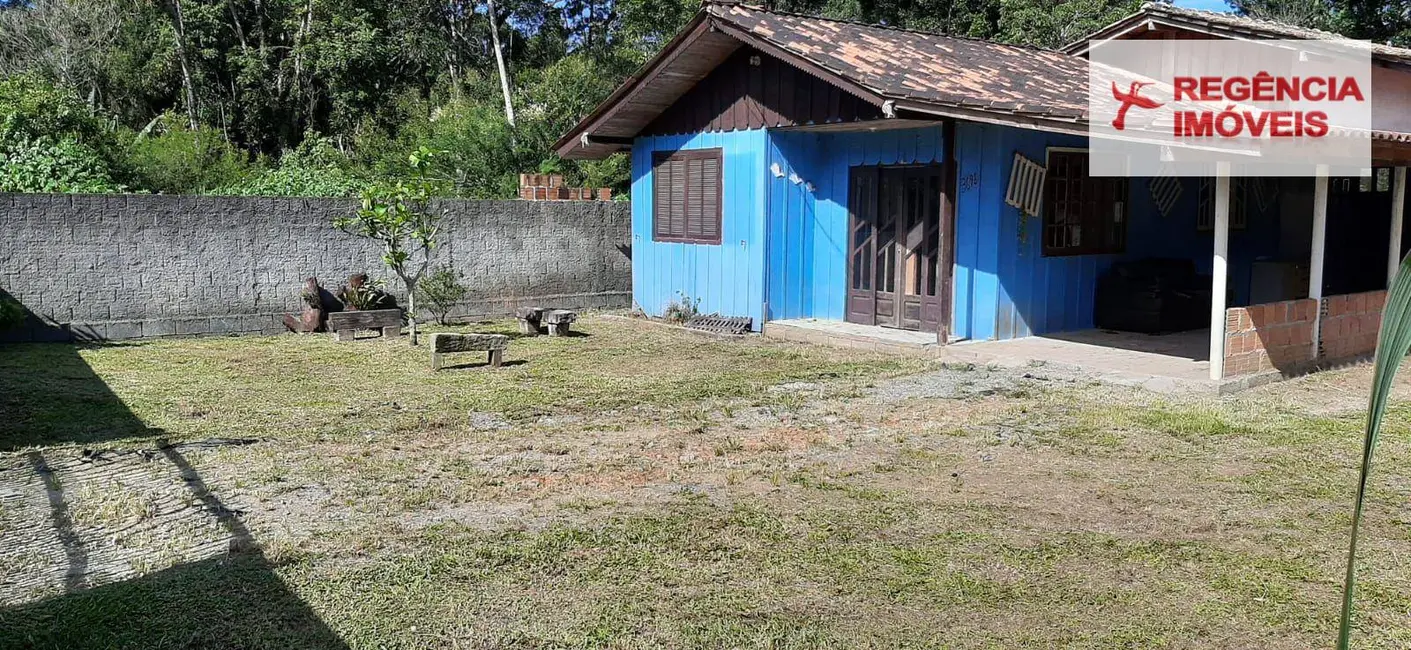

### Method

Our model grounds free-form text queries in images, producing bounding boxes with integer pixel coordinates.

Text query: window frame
[652,148,723,245]
[1041,148,1129,258]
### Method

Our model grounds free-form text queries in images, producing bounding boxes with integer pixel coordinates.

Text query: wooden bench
[430,332,510,370]
[543,310,577,336]
[328,309,402,341]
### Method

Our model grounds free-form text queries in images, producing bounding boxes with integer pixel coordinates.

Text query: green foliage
[125,116,250,194]
[1338,253,1411,648]
[415,266,469,325]
[215,135,367,197]
[0,76,125,192]
[337,277,395,311]
[0,292,26,331]
[335,147,444,340]
[0,134,124,193]
[995,0,1145,48]
[663,292,701,324]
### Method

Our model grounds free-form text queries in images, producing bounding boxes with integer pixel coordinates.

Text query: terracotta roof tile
[711,2,1091,120]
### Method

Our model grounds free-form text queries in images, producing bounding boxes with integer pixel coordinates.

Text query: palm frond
[1337,251,1411,649]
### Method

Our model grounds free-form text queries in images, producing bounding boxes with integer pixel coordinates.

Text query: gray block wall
[0,194,631,341]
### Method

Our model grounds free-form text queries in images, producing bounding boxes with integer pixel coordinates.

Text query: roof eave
[552,11,714,160]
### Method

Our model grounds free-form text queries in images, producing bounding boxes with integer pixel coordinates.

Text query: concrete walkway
[765,319,1272,394]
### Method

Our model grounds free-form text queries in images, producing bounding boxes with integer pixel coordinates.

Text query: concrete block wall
[1223,298,1317,377]
[0,194,631,341]
[1318,290,1385,361]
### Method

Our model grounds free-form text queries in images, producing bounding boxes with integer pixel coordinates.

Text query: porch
[764,319,1243,392]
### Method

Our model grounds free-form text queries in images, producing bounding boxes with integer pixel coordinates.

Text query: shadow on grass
[440,358,529,371]
[0,292,348,649]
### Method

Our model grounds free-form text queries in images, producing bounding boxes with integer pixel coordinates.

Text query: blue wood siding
[629,121,1282,342]
[766,127,947,322]
[954,123,1102,340]
[630,131,768,328]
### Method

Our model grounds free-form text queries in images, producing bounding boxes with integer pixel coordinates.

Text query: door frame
[845,161,954,336]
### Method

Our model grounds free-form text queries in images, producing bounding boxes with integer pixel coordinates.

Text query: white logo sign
[1088,39,1372,177]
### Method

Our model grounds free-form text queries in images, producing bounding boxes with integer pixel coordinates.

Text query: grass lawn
[2,315,1410,649]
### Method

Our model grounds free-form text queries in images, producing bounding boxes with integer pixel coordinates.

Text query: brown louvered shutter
[652,149,722,244]
[668,158,686,239]
[653,159,672,240]
[686,157,705,239]
[699,154,721,243]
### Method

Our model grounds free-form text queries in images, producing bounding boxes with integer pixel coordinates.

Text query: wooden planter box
[328,309,402,340]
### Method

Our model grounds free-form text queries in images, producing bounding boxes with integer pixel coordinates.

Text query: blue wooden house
[556,2,1411,381]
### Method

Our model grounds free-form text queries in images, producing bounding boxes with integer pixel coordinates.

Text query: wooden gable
[642,47,884,137]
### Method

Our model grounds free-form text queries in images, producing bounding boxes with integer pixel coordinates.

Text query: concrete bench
[431,332,510,370]
[328,309,402,341]
[515,307,545,335]
[543,310,577,337]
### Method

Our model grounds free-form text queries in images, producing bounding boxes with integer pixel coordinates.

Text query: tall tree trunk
[485,0,514,127]
[169,0,199,129]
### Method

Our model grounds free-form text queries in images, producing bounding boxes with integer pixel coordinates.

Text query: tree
[0,0,123,108]
[996,0,1148,49]
[333,146,445,345]
[486,0,515,126]
[1229,0,1331,29]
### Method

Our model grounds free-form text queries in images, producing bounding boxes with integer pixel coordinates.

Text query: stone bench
[328,309,402,341]
[543,310,577,336]
[515,307,545,335]
[431,332,510,370]
[516,308,577,336]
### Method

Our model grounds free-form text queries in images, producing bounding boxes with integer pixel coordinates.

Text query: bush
[214,135,367,197]
[415,266,469,325]
[663,292,701,324]
[0,76,125,192]
[0,293,26,331]
[125,116,251,193]
[0,134,124,193]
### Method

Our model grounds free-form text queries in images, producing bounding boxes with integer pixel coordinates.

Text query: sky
[1174,0,1233,11]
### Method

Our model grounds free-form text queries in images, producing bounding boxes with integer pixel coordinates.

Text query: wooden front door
[846,165,947,332]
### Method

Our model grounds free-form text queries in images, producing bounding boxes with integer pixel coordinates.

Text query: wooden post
[1311,164,1329,360]
[1210,161,1231,381]
[1391,167,1406,286]
[938,118,957,345]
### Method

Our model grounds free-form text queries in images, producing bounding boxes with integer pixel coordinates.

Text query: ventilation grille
[1005,152,1046,217]
[685,315,753,335]
[1148,172,1183,218]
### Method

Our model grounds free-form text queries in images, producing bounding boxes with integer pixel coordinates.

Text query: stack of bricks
[1318,290,1386,362]
[1223,298,1317,377]
[518,174,613,201]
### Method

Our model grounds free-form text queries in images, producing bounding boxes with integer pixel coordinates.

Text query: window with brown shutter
[653,149,722,244]
[1042,149,1128,257]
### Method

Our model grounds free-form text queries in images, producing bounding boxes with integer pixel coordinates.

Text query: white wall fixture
[1004,152,1046,217]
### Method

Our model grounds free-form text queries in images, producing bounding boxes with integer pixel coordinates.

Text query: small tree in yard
[335,147,444,345]
[416,266,469,325]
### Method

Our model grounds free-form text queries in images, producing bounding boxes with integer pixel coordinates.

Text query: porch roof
[1063,3,1411,66]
